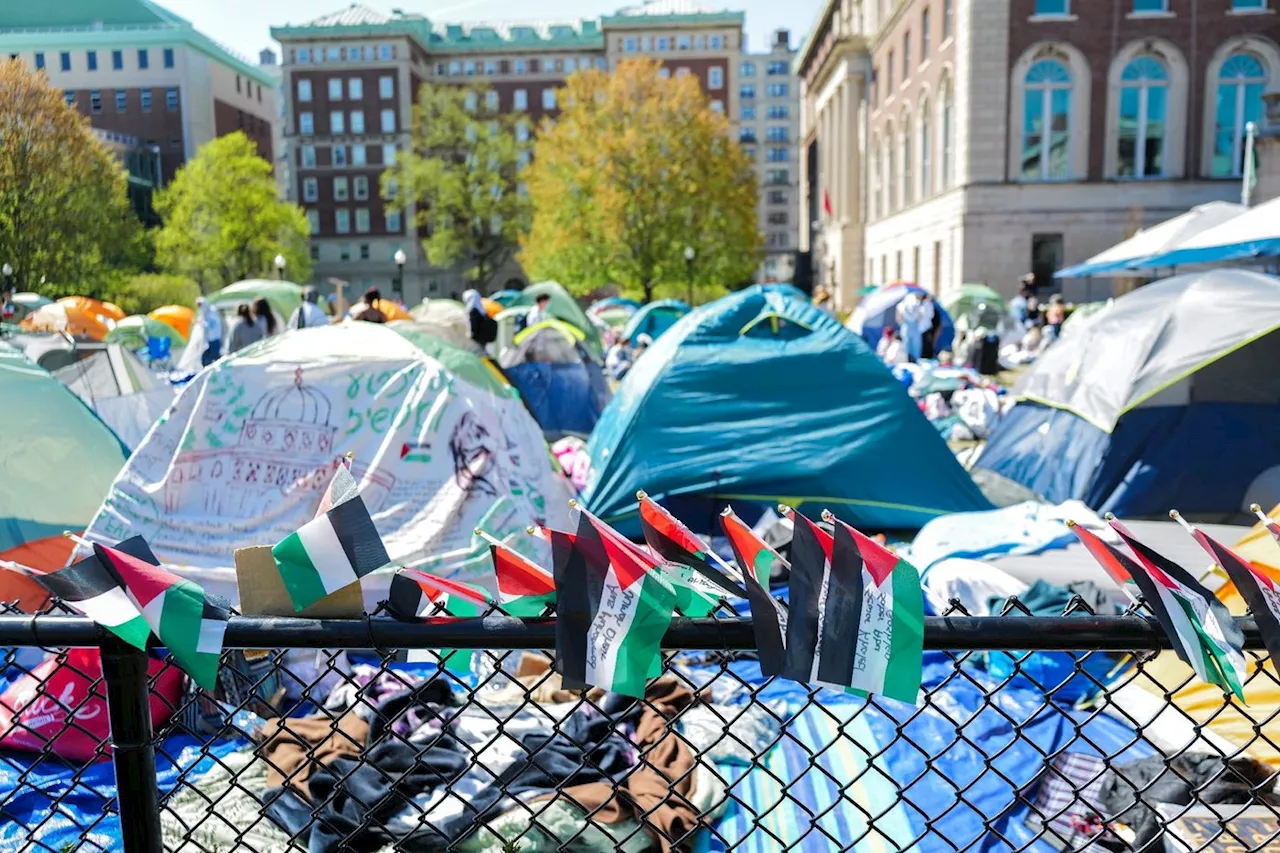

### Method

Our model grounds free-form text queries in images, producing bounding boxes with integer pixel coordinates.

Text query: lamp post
[683,246,695,306]
[1,263,12,292]
[274,254,286,280]
[394,249,407,298]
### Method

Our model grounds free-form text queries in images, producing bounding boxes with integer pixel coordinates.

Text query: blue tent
[976,270,1280,519]
[499,320,611,439]
[622,299,690,343]
[582,286,990,534]
[847,283,955,353]
[761,283,808,301]
[588,296,642,313]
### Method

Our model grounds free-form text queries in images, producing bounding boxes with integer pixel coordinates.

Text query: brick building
[0,0,278,216]
[271,0,765,303]
[799,0,1280,307]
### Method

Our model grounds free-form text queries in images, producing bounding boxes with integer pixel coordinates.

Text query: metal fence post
[100,641,163,853]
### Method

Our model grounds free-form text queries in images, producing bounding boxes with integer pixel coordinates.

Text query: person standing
[288,287,329,329]
[896,292,925,362]
[1045,294,1067,341]
[228,304,264,353]
[525,292,552,328]
[194,297,224,366]
[918,293,939,360]
[463,289,497,347]
[252,297,277,338]
[1010,276,1035,327]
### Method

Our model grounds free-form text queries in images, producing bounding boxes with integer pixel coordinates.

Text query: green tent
[941,283,1007,323]
[509,282,603,358]
[208,280,304,326]
[105,315,188,350]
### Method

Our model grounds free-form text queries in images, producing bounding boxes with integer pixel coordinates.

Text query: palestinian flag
[781,509,848,688]
[1067,521,1141,602]
[16,542,152,651]
[720,508,789,676]
[96,541,229,691]
[638,492,746,597]
[272,485,390,612]
[387,567,492,671]
[1108,518,1247,699]
[1179,514,1280,666]
[477,529,555,617]
[551,509,676,698]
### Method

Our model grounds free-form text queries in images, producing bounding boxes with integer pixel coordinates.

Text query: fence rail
[0,610,1277,853]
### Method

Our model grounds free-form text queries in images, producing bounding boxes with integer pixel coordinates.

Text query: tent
[0,341,129,564]
[80,323,573,602]
[105,315,188,351]
[19,302,112,341]
[582,286,990,534]
[508,282,603,358]
[489,289,523,307]
[208,280,304,328]
[760,283,807,301]
[975,269,1280,519]
[403,300,475,350]
[1136,195,1280,269]
[621,299,690,343]
[499,320,611,439]
[941,283,1007,322]
[587,297,640,331]
[54,343,176,450]
[346,297,413,322]
[846,283,955,353]
[588,296,641,314]
[58,296,125,322]
[1054,201,1246,278]
[148,304,195,339]
[6,293,51,323]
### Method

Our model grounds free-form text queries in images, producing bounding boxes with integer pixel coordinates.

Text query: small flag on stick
[476,528,555,617]
[637,491,746,597]
[720,507,788,677]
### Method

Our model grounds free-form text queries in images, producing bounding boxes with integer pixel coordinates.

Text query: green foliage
[0,59,143,292]
[106,273,201,315]
[521,59,761,302]
[153,132,312,292]
[387,82,531,289]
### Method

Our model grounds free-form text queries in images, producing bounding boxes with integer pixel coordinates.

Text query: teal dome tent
[582,287,990,534]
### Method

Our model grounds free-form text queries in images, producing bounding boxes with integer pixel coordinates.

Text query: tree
[388,82,531,290]
[0,59,142,293]
[109,273,201,316]
[521,58,761,302]
[153,132,311,292]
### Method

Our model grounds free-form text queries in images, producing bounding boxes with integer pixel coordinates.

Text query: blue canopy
[582,286,990,534]
[621,299,690,343]
[847,283,955,353]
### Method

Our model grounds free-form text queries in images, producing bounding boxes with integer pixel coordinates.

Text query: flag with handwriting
[639,494,745,597]
[1184,523,1280,666]
[720,508,788,676]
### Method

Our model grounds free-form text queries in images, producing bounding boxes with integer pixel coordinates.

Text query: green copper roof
[599,11,745,26]
[0,0,177,29]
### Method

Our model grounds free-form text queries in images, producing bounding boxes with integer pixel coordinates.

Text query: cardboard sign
[1159,804,1280,852]
[235,546,364,617]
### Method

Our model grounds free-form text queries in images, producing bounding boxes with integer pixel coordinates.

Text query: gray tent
[54,344,176,450]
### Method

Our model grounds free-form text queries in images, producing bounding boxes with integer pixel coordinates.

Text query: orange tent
[0,535,77,613]
[58,296,125,322]
[19,302,111,340]
[148,304,195,339]
[482,298,503,318]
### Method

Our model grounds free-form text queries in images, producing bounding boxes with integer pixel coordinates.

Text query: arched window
[886,121,897,212]
[1211,52,1266,177]
[919,97,932,197]
[1117,56,1169,178]
[1021,58,1072,180]
[940,79,954,188]
[901,113,914,206]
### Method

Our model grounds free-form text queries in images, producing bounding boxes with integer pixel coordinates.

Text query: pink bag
[0,648,184,763]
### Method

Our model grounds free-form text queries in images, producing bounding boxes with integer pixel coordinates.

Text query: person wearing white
[195,297,224,366]
[288,287,329,330]
[525,293,552,329]
[896,293,926,362]
[876,329,908,365]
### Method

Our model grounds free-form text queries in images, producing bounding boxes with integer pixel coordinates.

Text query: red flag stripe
[790,511,832,559]
[1107,519,1181,591]
[398,567,491,608]
[577,511,653,590]
[1068,523,1136,590]
[96,545,178,609]
[639,496,709,558]
[1193,529,1277,592]
[491,543,555,598]
[827,517,897,587]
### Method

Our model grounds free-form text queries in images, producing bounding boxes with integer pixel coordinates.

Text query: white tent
[1137,195,1280,269]
[1054,201,1245,278]
[54,344,176,450]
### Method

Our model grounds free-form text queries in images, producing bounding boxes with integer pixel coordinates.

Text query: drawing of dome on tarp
[81,323,574,600]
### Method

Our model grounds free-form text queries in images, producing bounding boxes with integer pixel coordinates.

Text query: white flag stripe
[296,516,359,596]
[140,588,166,634]
[586,564,644,690]
[198,618,226,656]
[808,558,833,685]
[1152,582,1212,684]
[77,587,143,629]
[854,569,892,694]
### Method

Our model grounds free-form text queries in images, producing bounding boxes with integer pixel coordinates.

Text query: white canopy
[1138,195,1280,269]
[1054,201,1245,278]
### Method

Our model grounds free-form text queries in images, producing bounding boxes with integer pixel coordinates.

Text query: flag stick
[721,506,789,564]
[636,491,744,584]
[1168,510,1228,584]
[1251,503,1272,525]
[62,531,94,550]
[474,527,507,549]
[0,559,44,578]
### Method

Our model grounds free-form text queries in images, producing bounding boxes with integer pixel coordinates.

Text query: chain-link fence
[0,598,1277,853]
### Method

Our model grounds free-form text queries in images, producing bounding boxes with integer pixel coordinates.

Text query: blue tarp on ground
[582,286,990,534]
[621,299,690,343]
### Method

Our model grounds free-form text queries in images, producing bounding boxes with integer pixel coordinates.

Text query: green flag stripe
[159,580,222,691]
[1175,595,1245,699]
[604,570,676,698]
[882,559,924,703]
[273,531,331,612]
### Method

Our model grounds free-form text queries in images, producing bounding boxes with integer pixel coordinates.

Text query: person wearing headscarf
[252,297,277,337]
[288,287,329,330]
[194,297,224,366]
[463,288,497,346]
[228,304,264,353]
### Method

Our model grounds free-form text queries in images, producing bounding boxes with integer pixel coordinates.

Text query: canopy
[54,343,175,450]
[58,296,126,322]
[941,283,1007,321]
[0,341,129,555]
[509,282,603,358]
[105,315,188,351]
[208,280,304,326]
[148,304,195,339]
[846,283,955,353]
[621,299,690,343]
[81,323,573,601]
[1055,201,1247,278]
[20,302,111,341]
[583,286,990,534]
[1137,196,1280,269]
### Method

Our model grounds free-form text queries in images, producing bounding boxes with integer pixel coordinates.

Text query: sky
[162,0,824,63]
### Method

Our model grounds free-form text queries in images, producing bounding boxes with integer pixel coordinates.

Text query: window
[465,61,476,76]
[657,37,670,51]
[330,111,345,134]
[385,177,399,200]
[886,127,897,211]
[676,67,690,78]
[138,49,149,70]
[1034,0,1070,14]
[298,80,312,101]
[60,52,71,72]
[1132,0,1167,10]
[741,84,756,99]
[386,210,402,232]
[922,9,931,59]
[1031,234,1063,289]
[164,48,175,68]
[350,111,365,133]
[339,244,351,262]
[352,144,366,165]
[161,87,178,114]
[767,61,788,75]
[299,111,314,134]
[903,32,911,76]
[919,99,932,195]
[333,145,347,167]
[565,58,577,73]
[741,61,755,76]
[625,37,637,52]
[1211,52,1267,177]
[1021,59,1072,180]
[306,210,320,234]
[485,60,497,75]
[329,78,343,100]
[768,189,788,204]
[115,91,127,112]
[941,82,954,187]
[901,116,913,205]
[740,127,757,143]
[64,90,74,106]
[355,209,371,233]
[381,109,396,132]
[709,67,723,89]
[767,83,788,97]
[658,67,670,79]
[1116,56,1168,177]
[542,88,556,109]
[35,52,45,70]
[334,177,349,201]
[383,143,396,164]
[327,47,341,62]
[696,35,705,50]
[140,89,152,112]
[514,59,526,74]
[379,44,393,60]
[766,126,788,142]
[933,240,943,290]
[887,51,895,89]
[90,90,102,113]
[486,90,499,110]
[302,145,317,168]
[516,120,530,142]
[767,212,788,225]
[380,76,393,98]
[303,177,318,202]
[767,147,789,161]
[896,251,903,279]
[449,61,461,76]
[335,210,351,235]
[112,50,123,71]
[514,89,528,110]
[766,168,788,183]
[1232,0,1266,8]
[359,244,371,261]
[710,99,724,113]
[871,139,881,219]
[944,0,953,40]
[711,35,723,49]
[767,105,789,119]
[87,51,98,72]
[464,91,477,111]
[310,244,320,262]
[349,78,363,99]
[741,105,756,119]
[678,35,691,50]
